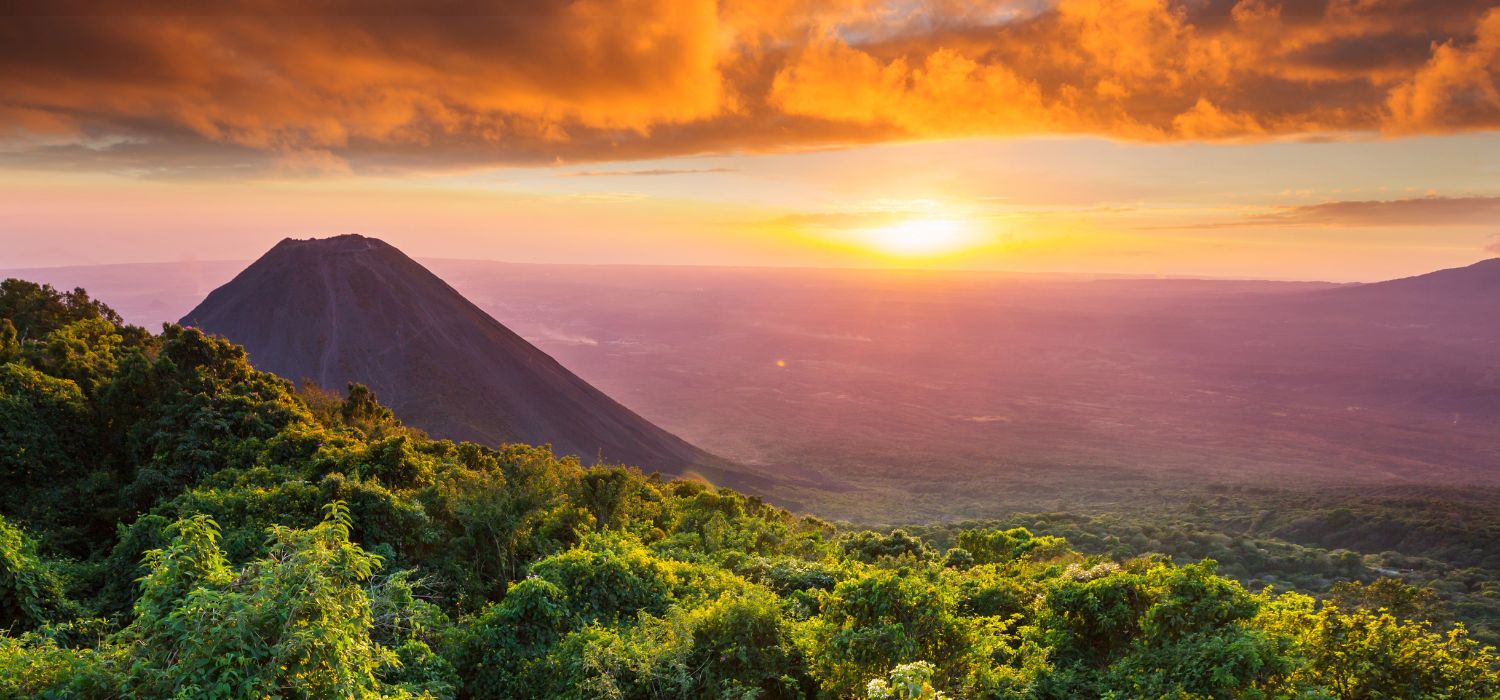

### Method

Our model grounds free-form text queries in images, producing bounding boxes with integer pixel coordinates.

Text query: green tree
[0,320,17,364]
[125,504,424,699]
[1034,560,1289,698]
[801,568,972,697]
[529,533,677,625]
[865,661,950,700]
[0,279,125,343]
[1257,592,1500,699]
[23,318,125,397]
[957,527,1068,566]
[841,529,935,564]
[0,363,103,550]
[450,577,571,698]
[1327,578,1444,624]
[0,516,72,632]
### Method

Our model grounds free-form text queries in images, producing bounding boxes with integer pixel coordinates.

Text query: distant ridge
[1310,257,1500,318]
[181,234,768,490]
[1332,258,1500,297]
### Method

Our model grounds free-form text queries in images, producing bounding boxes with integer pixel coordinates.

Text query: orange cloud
[1171,99,1268,140]
[770,42,1054,135]
[1387,8,1500,133]
[1,0,1498,174]
[2,1,727,143]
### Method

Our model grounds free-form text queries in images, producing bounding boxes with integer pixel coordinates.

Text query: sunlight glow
[863,218,977,257]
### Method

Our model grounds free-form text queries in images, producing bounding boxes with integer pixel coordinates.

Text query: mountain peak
[182,237,767,490]
[270,234,394,255]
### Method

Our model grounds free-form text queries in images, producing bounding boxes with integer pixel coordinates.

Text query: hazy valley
[12,256,1500,521]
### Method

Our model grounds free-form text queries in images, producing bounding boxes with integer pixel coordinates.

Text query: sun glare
[863,218,976,258]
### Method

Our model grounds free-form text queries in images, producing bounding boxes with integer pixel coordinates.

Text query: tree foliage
[0,277,1496,699]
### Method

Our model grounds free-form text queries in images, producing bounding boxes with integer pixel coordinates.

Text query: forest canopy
[0,278,1496,699]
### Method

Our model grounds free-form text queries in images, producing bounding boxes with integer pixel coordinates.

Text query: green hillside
[0,278,1495,699]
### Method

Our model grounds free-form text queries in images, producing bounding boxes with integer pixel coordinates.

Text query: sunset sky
[3,0,1500,280]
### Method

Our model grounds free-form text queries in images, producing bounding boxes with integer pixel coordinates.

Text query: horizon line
[0,254,1397,286]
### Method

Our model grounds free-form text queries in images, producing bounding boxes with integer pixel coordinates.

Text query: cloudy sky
[3,0,1499,280]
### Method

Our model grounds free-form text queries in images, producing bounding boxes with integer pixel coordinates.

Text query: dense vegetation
[0,278,1496,698]
[897,488,1500,649]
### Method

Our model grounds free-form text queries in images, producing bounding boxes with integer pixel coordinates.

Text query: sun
[862,218,977,258]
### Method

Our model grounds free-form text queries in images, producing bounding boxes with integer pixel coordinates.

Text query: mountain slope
[1309,257,1500,318]
[181,234,766,489]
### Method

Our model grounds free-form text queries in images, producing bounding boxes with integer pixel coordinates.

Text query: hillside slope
[1309,257,1500,318]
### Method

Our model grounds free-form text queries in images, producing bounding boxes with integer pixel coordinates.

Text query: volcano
[181,234,764,488]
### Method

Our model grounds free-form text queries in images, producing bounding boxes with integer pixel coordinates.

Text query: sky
[2,0,1500,281]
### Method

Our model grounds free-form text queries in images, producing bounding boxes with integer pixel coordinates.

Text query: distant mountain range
[179,235,770,491]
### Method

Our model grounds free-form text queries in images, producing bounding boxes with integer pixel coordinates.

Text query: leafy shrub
[841,529,935,564]
[124,504,424,699]
[0,516,71,631]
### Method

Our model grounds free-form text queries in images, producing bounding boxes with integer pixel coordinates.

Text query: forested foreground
[0,278,1496,699]
[898,488,1500,650]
